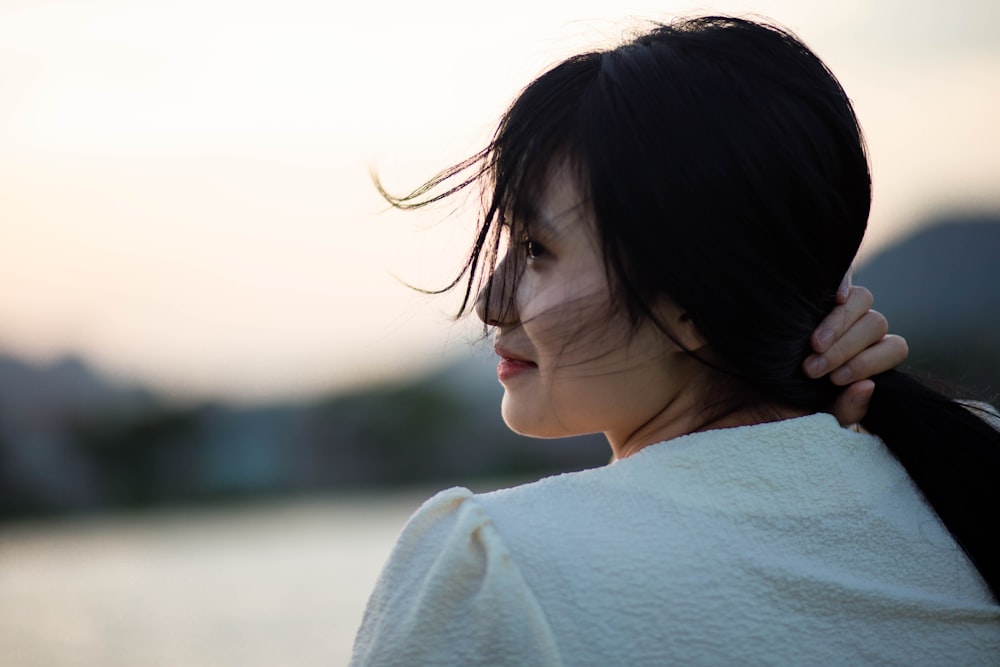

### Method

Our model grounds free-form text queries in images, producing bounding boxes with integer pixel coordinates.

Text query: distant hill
[854,214,1000,397]
[0,355,153,427]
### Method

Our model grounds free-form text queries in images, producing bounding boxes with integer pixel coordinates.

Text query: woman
[352,16,999,665]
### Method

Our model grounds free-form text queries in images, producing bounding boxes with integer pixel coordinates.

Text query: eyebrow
[535,199,588,239]
[506,194,588,239]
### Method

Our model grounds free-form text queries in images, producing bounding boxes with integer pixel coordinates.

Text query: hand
[803,274,908,426]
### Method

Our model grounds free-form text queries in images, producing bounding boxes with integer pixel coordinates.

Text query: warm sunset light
[2,0,998,401]
[3,5,999,666]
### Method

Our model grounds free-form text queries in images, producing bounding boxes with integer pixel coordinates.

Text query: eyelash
[500,217,547,261]
[522,237,546,260]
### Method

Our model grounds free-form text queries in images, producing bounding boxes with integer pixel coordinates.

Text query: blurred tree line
[0,354,607,518]
[1,215,997,520]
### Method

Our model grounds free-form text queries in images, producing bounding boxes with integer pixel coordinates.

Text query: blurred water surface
[0,487,447,667]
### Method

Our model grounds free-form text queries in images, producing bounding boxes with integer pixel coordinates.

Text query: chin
[501,404,538,437]
[500,395,579,439]
[501,395,547,438]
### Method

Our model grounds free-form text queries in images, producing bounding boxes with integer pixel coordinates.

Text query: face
[477,164,707,455]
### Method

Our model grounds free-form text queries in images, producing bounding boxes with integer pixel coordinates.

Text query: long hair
[380,16,1000,599]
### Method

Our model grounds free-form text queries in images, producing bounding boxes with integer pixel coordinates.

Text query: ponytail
[861,371,1000,601]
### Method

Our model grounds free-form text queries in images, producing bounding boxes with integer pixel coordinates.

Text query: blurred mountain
[0,355,153,424]
[854,213,1000,397]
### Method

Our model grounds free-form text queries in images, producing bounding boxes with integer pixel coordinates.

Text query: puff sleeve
[349,487,563,667]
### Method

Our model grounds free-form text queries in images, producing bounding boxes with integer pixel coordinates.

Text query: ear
[661,301,709,352]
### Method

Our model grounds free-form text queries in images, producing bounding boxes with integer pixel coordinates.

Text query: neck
[608,394,810,461]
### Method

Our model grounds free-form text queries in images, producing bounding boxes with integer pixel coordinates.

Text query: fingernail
[817,328,834,348]
[805,356,827,377]
[831,366,854,384]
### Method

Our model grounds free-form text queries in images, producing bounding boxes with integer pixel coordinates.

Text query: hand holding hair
[804,275,909,425]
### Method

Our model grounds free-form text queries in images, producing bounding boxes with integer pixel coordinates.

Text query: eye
[523,237,547,260]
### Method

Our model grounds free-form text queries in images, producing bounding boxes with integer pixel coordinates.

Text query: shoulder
[350,487,563,666]
[353,418,1000,664]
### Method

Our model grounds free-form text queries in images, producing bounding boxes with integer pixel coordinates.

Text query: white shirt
[351,413,1000,666]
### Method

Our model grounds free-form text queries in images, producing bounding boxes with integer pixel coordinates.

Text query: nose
[475,259,518,326]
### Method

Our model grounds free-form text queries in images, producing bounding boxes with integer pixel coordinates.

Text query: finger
[835,269,853,304]
[810,285,874,354]
[828,334,909,385]
[831,379,874,426]
[805,307,887,378]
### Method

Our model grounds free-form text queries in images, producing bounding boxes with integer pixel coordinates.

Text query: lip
[494,345,537,381]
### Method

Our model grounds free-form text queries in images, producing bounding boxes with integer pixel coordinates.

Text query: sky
[1,0,998,402]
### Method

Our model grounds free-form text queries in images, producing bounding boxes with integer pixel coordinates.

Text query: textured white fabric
[350,414,1000,666]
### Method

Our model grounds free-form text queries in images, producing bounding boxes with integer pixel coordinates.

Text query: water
[0,487,447,667]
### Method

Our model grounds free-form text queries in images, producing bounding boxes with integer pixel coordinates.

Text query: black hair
[378,16,1000,599]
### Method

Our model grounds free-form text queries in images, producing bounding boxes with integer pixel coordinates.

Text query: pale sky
[2,0,998,402]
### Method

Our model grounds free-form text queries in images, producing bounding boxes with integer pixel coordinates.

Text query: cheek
[501,364,658,439]
[516,263,608,324]
[499,323,685,440]
[516,279,568,326]
[521,293,620,364]
[551,329,682,432]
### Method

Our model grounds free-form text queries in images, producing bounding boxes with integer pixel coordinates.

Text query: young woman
[352,16,999,665]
